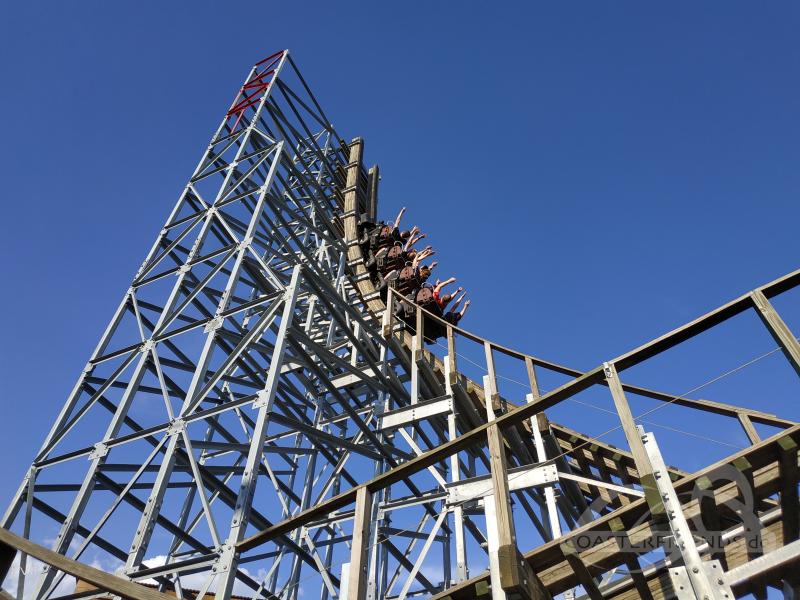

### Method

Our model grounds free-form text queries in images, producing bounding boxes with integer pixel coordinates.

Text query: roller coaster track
[320,138,800,599]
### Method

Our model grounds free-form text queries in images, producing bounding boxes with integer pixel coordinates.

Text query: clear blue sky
[1,0,799,567]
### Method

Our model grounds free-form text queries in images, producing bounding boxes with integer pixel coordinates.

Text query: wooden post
[738,413,761,445]
[779,435,800,545]
[347,486,373,600]
[603,362,661,515]
[382,289,394,338]
[484,377,550,600]
[484,342,501,412]
[487,422,515,551]
[366,165,379,221]
[750,289,800,377]
[415,304,424,352]
[524,356,541,398]
[559,541,603,600]
[446,325,457,387]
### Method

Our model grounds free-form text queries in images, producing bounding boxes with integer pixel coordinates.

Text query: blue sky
[0,1,799,588]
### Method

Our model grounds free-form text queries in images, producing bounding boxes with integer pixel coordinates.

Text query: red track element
[226,50,287,133]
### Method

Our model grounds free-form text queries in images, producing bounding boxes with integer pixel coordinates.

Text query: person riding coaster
[366,207,410,250]
[359,208,469,341]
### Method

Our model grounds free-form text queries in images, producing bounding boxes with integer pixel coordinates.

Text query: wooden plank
[484,343,501,412]
[559,541,603,600]
[347,487,373,600]
[415,305,424,352]
[739,413,761,444]
[382,291,394,337]
[751,289,800,377]
[779,435,799,544]
[695,475,726,568]
[525,356,541,397]
[603,362,660,515]
[0,527,175,600]
[606,518,653,600]
[366,165,379,221]
[486,404,515,552]
[446,326,457,387]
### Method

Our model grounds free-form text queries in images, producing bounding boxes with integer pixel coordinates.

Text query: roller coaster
[1,50,799,600]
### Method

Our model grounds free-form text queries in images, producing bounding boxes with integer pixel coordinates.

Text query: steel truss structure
[2,49,800,600]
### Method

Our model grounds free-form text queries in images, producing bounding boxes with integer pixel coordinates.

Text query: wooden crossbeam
[430,425,800,599]
[0,527,175,600]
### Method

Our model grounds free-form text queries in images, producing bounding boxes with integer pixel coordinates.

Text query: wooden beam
[484,343,501,412]
[779,435,800,544]
[0,527,175,600]
[446,325,457,387]
[559,541,603,600]
[607,518,653,600]
[347,486,373,600]
[415,304,424,349]
[487,426,515,549]
[603,362,661,515]
[751,289,800,378]
[485,378,550,600]
[739,413,761,444]
[524,356,541,398]
[612,268,800,371]
[366,165,379,221]
[695,475,726,567]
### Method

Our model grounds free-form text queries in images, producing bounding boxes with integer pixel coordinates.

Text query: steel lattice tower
[3,50,800,600]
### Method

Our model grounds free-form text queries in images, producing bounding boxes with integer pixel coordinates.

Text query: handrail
[383,284,795,428]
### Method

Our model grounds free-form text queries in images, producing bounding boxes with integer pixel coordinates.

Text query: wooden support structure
[779,435,800,545]
[607,517,654,600]
[347,486,373,600]
[446,325,457,387]
[559,541,603,600]
[484,377,550,600]
[366,165,379,221]
[524,356,541,398]
[739,412,761,444]
[484,343,501,412]
[0,527,174,600]
[750,289,800,377]
[602,362,661,514]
